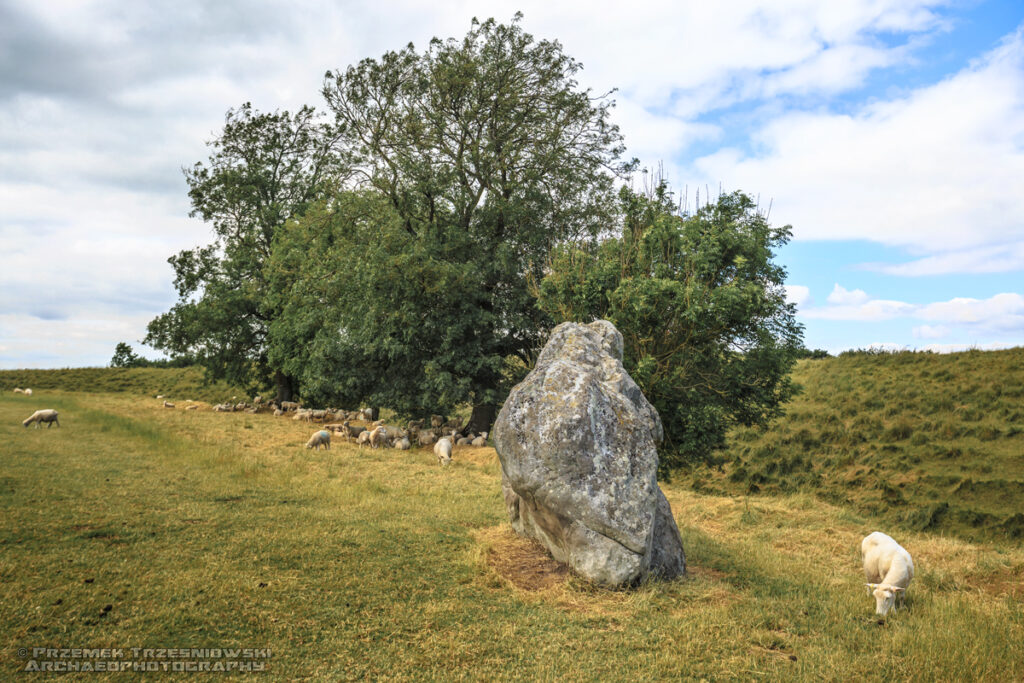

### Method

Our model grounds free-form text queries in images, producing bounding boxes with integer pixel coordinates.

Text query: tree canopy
[536,183,803,470]
[297,14,630,430]
[145,15,804,461]
[144,103,344,399]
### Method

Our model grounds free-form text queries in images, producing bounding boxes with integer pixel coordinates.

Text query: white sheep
[434,436,453,466]
[368,425,387,449]
[862,531,914,616]
[306,429,331,450]
[185,405,198,411]
[356,430,372,448]
[457,433,474,445]
[13,387,24,394]
[280,401,300,412]
[471,431,488,447]
[24,388,32,396]
[394,435,411,450]
[163,401,175,409]
[23,409,59,428]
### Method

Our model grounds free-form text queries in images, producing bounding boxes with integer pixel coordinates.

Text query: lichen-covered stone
[493,320,685,587]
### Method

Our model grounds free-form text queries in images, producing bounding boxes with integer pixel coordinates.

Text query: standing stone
[493,320,685,587]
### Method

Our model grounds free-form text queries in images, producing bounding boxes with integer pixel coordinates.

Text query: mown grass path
[2,392,1022,680]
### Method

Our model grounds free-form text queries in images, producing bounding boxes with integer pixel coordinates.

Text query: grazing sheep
[163,401,175,409]
[306,429,331,450]
[280,401,300,412]
[23,409,59,428]
[24,388,32,396]
[862,531,914,616]
[434,436,453,466]
[13,387,24,394]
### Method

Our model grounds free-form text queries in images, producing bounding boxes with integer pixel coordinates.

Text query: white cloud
[692,25,1024,254]
[826,284,870,306]
[800,288,1024,337]
[784,284,813,308]
[865,242,1024,276]
[913,324,949,339]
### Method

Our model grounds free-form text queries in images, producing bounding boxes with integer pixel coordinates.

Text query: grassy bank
[680,347,1024,543]
[1,391,1022,680]
[0,367,245,404]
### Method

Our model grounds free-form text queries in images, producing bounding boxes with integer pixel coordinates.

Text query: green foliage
[265,16,628,422]
[144,102,345,399]
[110,342,142,368]
[537,183,803,470]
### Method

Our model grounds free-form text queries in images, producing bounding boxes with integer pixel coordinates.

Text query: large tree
[144,103,345,400]
[311,15,630,430]
[536,183,804,471]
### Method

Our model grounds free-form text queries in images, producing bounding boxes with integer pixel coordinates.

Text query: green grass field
[1,354,1023,680]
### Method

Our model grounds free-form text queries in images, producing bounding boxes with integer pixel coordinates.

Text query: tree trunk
[466,403,497,437]
[274,370,293,403]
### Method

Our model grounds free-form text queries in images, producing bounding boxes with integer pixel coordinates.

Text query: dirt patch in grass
[477,525,569,592]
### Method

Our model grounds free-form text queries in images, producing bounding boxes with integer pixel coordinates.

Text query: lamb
[305,429,332,450]
[23,409,59,428]
[434,436,453,466]
[862,531,914,616]
[471,431,488,447]
[368,425,388,449]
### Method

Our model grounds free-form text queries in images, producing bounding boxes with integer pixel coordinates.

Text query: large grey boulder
[493,320,685,587]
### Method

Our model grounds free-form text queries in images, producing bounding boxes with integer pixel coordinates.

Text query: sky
[1,0,1022,367]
